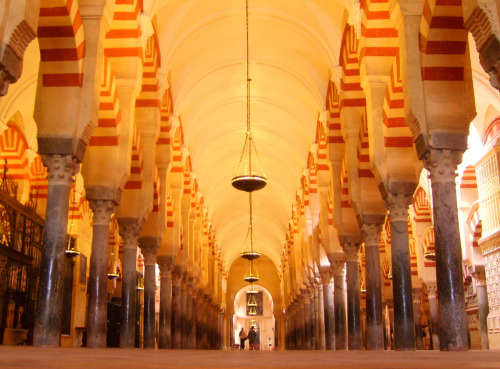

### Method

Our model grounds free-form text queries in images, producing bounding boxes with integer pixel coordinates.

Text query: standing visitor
[248,326,258,350]
[239,327,247,350]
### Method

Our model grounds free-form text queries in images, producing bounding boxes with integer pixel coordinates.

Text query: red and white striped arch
[357,114,374,179]
[38,0,85,87]
[123,125,144,190]
[419,0,468,82]
[339,25,365,112]
[460,165,477,190]
[136,35,161,110]
[422,226,436,267]
[0,125,29,181]
[466,201,482,249]
[413,186,432,223]
[327,80,344,146]
[30,155,48,200]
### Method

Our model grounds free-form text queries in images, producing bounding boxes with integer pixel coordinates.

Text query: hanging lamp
[232,0,267,192]
[241,192,261,260]
[247,292,258,307]
[108,253,120,279]
[246,284,258,294]
[248,306,257,316]
[65,188,80,258]
[243,259,259,283]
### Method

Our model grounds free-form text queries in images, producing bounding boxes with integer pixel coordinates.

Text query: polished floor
[0,347,499,369]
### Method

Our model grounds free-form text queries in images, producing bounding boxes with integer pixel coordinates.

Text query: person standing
[248,326,258,350]
[239,327,247,350]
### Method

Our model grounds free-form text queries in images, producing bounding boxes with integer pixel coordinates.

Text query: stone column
[180,275,188,349]
[426,284,440,350]
[34,155,79,347]
[361,223,384,350]
[158,257,174,349]
[87,199,117,348]
[188,284,197,349]
[343,242,363,350]
[196,292,204,349]
[320,267,334,350]
[118,220,141,348]
[309,290,317,350]
[472,270,490,349]
[316,283,326,350]
[171,267,183,349]
[413,288,423,350]
[331,255,347,350]
[139,239,159,349]
[425,149,468,350]
[297,301,305,349]
[386,192,416,350]
[302,296,311,350]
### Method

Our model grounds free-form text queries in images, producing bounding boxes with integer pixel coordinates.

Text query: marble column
[118,220,141,348]
[320,267,334,350]
[472,270,490,349]
[361,223,385,350]
[426,284,440,350]
[139,239,159,349]
[413,288,424,350]
[171,267,183,349]
[158,257,174,349]
[188,284,197,349]
[343,243,363,350]
[180,275,188,349]
[87,200,117,348]
[196,292,204,349]
[297,301,305,349]
[331,255,347,350]
[309,289,317,350]
[425,149,468,350]
[302,296,311,350]
[34,155,80,347]
[386,192,415,350]
[316,284,326,350]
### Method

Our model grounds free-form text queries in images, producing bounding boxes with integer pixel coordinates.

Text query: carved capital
[42,154,80,187]
[423,149,462,186]
[118,219,142,250]
[89,200,116,226]
[158,261,174,277]
[472,270,487,287]
[342,243,361,262]
[426,284,438,299]
[319,267,333,285]
[331,260,345,277]
[385,192,412,222]
[412,288,422,305]
[172,269,183,287]
[361,223,382,247]
[139,237,160,266]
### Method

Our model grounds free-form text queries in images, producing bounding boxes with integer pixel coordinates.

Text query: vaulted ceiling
[151,0,349,268]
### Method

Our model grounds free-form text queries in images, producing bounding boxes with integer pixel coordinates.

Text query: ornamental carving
[42,154,80,186]
[89,200,116,226]
[342,243,361,262]
[385,193,411,223]
[423,149,462,186]
[361,223,382,247]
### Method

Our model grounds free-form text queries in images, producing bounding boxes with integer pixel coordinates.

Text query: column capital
[342,243,361,262]
[385,192,412,222]
[412,288,422,305]
[42,154,80,186]
[471,270,487,287]
[158,258,174,276]
[172,268,183,287]
[118,218,142,250]
[329,252,346,277]
[423,148,463,186]
[361,223,383,247]
[139,237,160,266]
[319,266,333,286]
[426,284,438,299]
[89,199,116,226]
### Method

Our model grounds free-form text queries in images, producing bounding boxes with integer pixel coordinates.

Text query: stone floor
[0,347,499,369]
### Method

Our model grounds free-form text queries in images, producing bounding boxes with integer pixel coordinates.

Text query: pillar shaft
[34,155,80,347]
[87,200,116,348]
[171,269,182,349]
[386,193,415,350]
[425,149,468,350]
[158,259,173,349]
[180,280,188,349]
[316,285,326,350]
[413,288,424,350]
[188,289,197,349]
[118,221,141,348]
[362,223,384,350]
[427,285,440,350]
[322,277,334,350]
[344,244,362,350]
[140,241,159,349]
[473,271,490,349]
[332,258,347,350]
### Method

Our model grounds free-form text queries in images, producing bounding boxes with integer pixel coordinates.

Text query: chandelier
[241,192,261,260]
[244,259,259,283]
[232,0,267,193]
[65,187,80,258]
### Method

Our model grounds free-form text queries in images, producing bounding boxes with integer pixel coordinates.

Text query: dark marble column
[118,219,142,348]
[87,200,117,348]
[472,271,490,349]
[298,301,305,349]
[188,283,197,349]
[171,267,183,349]
[196,292,204,349]
[180,275,188,349]
[316,284,326,350]
[158,257,174,349]
[413,288,424,350]
[385,192,415,350]
[320,267,334,350]
[139,238,159,349]
[425,149,468,350]
[302,297,311,350]
[361,223,384,350]
[331,255,347,350]
[343,242,363,350]
[426,284,439,350]
[34,155,80,347]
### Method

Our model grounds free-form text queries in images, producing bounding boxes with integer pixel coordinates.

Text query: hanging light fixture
[247,291,258,307]
[232,0,267,193]
[248,306,257,316]
[136,276,144,291]
[241,192,261,260]
[108,253,120,279]
[246,284,258,294]
[65,188,80,258]
[243,259,259,283]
